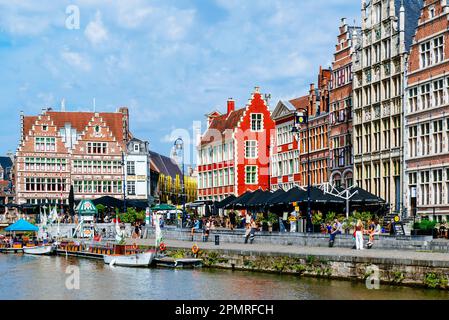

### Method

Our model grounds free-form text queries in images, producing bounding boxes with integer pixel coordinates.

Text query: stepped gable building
[15,108,130,205]
[405,0,449,221]
[352,0,422,213]
[271,68,331,191]
[329,18,361,188]
[270,97,306,190]
[197,87,275,201]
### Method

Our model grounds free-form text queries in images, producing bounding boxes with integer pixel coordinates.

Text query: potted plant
[266,213,278,233]
[312,212,323,233]
[413,219,437,236]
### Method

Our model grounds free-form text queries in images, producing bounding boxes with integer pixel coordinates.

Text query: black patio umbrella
[307,187,345,204]
[5,203,20,209]
[225,191,255,209]
[216,195,237,209]
[245,190,274,208]
[92,196,124,208]
[69,185,76,216]
[267,187,305,206]
[127,200,149,210]
[345,187,386,205]
[266,189,288,206]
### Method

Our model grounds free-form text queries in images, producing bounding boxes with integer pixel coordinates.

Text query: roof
[289,96,309,112]
[149,150,182,180]
[23,110,129,143]
[201,108,245,146]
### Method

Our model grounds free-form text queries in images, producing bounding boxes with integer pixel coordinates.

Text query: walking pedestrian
[355,219,364,250]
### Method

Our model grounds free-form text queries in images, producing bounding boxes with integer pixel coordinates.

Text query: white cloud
[84,11,108,45]
[61,50,91,72]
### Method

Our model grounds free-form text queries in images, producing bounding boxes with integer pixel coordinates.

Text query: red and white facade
[15,108,130,205]
[197,87,275,201]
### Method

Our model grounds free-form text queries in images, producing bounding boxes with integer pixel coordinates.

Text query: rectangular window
[420,41,431,68]
[409,125,418,157]
[433,120,443,154]
[87,142,107,154]
[421,123,430,156]
[245,140,258,159]
[251,114,263,131]
[420,171,430,206]
[409,87,418,112]
[434,79,444,107]
[245,166,258,185]
[127,161,135,175]
[127,181,136,195]
[434,36,444,64]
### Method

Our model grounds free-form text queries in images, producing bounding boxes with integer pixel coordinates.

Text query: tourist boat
[103,244,155,268]
[23,244,56,255]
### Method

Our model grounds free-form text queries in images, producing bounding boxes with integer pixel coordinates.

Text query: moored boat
[23,244,56,255]
[104,250,155,268]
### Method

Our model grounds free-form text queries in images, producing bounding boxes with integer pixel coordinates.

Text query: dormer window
[429,6,435,19]
[134,144,140,152]
[95,125,100,133]
[42,125,48,131]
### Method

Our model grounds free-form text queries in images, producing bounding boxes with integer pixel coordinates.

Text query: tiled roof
[200,108,245,146]
[149,151,182,180]
[23,111,128,142]
[289,96,309,111]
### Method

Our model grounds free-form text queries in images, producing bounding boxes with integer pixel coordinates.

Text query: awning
[215,195,237,209]
[76,200,98,216]
[5,219,39,232]
[225,191,255,209]
[92,196,124,208]
[152,203,176,211]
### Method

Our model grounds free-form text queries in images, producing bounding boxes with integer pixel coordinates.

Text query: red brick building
[329,19,360,188]
[405,0,449,220]
[197,87,275,201]
[271,68,331,190]
[15,108,130,205]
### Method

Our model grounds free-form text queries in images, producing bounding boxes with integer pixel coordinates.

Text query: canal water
[1,254,448,300]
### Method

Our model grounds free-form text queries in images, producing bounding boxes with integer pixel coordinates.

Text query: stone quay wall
[162,245,449,290]
[143,227,449,252]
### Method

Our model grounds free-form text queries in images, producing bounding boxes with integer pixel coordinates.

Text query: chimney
[118,107,130,142]
[227,98,235,115]
[341,17,347,27]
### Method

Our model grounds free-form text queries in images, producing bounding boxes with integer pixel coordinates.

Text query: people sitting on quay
[190,219,200,241]
[329,219,343,248]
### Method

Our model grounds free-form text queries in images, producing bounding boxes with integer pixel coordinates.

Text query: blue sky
[0,0,360,164]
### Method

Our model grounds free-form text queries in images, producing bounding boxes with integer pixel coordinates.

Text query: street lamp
[291,110,313,233]
[174,137,185,227]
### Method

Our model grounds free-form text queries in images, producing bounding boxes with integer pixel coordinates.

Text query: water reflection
[0,255,448,300]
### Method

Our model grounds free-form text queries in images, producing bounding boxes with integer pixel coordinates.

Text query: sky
[0,0,360,164]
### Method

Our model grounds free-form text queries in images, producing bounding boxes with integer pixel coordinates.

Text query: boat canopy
[5,219,39,232]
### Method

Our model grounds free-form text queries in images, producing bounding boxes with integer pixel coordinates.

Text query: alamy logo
[65,266,80,290]
[65,5,80,30]
[365,265,380,290]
